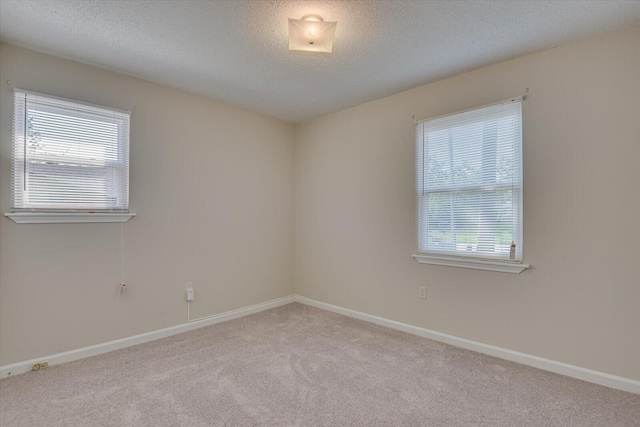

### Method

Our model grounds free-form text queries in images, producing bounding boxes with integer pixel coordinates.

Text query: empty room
[0,0,639,426]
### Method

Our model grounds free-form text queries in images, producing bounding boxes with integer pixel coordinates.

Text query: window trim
[4,212,136,224]
[412,253,529,274]
[10,88,131,213]
[414,97,528,272]
[5,87,133,214]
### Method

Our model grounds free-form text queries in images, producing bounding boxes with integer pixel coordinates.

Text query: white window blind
[12,90,130,212]
[416,98,523,261]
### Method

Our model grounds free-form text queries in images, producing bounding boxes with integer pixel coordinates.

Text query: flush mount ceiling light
[288,15,337,53]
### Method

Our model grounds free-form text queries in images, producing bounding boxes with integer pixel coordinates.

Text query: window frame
[412,97,529,273]
[5,89,135,224]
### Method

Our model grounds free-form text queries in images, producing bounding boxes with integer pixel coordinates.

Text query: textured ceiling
[1,1,639,123]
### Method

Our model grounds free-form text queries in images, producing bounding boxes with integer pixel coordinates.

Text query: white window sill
[412,253,529,274]
[4,212,136,224]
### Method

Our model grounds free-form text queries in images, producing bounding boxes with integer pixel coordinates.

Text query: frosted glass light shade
[288,16,337,53]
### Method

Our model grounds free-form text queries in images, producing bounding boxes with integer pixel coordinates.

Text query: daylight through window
[416,98,523,261]
[12,90,130,212]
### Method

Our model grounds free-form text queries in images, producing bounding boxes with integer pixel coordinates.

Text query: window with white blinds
[12,90,130,212]
[416,98,523,261]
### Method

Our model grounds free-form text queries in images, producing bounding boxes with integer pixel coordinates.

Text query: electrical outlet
[32,362,48,371]
[186,282,194,301]
[419,286,427,299]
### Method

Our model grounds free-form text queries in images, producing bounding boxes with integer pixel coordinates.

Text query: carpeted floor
[1,303,639,426]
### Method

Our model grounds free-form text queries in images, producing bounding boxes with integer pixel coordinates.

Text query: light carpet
[1,302,638,426]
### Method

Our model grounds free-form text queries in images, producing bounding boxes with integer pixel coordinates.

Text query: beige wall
[295,28,640,380]
[0,43,295,365]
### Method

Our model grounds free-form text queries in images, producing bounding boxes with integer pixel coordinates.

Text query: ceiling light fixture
[288,14,337,53]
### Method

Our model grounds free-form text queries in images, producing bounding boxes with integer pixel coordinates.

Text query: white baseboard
[0,295,295,379]
[294,295,640,395]
[3,294,638,395]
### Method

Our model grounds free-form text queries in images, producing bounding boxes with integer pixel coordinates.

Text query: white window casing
[413,98,529,273]
[6,89,133,223]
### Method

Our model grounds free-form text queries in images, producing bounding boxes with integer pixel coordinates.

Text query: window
[7,89,133,223]
[414,98,528,273]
